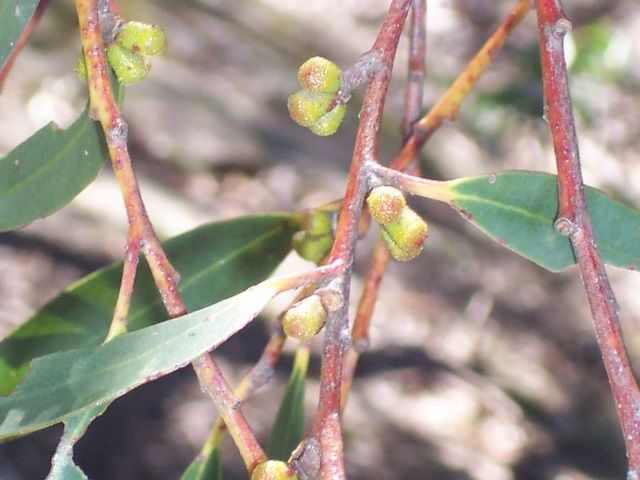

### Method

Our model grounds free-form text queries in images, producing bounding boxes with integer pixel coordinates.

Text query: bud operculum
[75,51,88,83]
[366,186,406,224]
[251,460,299,480]
[380,207,428,261]
[106,42,150,85]
[292,231,333,265]
[282,295,327,342]
[116,21,167,56]
[309,103,346,136]
[297,56,342,94]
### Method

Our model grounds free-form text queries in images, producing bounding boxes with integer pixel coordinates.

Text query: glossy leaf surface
[0,284,278,439]
[267,347,309,461]
[448,171,640,272]
[0,0,38,70]
[0,113,107,232]
[0,214,299,394]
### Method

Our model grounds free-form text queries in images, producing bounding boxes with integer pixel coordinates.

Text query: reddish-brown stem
[75,0,267,471]
[535,0,640,473]
[192,354,267,472]
[297,2,411,479]
[342,0,530,411]
[0,0,51,90]
[341,240,389,408]
[401,0,427,142]
[105,227,141,341]
[394,0,531,172]
[342,0,427,410]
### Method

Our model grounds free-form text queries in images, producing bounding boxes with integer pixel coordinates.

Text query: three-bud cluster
[76,21,167,85]
[366,186,428,261]
[288,57,346,136]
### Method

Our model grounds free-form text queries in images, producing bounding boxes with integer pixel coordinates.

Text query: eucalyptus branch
[194,282,325,460]
[535,0,640,473]
[75,0,268,472]
[341,0,530,410]
[342,0,427,410]
[287,2,413,479]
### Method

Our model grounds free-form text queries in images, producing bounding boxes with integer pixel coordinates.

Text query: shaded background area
[1,0,640,478]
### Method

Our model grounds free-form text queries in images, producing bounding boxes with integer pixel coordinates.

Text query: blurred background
[1,0,640,478]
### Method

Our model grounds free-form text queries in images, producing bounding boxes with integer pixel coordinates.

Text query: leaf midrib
[0,118,96,200]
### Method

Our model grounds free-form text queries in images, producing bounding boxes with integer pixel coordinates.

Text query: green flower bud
[287,90,333,128]
[303,209,333,237]
[297,56,342,94]
[292,231,333,265]
[282,295,327,342]
[366,186,406,224]
[380,207,428,261]
[116,21,167,56]
[75,51,88,83]
[309,103,346,137]
[107,43,150,85]
[251,460,298,480]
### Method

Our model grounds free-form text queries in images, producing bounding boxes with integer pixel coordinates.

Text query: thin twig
[395,0,531,172]
[292,2,412,479]
[342,0,427,411]
[535,0,640,474]
[74,0,268,472]
[341,0,531,411]
[401,0,427,142]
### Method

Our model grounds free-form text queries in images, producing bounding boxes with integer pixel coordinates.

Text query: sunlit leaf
[266,347,309,461]
[0,283,279,439]
[447,171,640,272]
[0,113,107,232]
[0,214,299,395]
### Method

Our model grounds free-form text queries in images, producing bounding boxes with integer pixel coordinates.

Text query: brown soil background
[1,0,640,479]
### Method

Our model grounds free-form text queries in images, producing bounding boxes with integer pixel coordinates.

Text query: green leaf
[0,112,108,232]
[0,214,299,395]
[0,0,38,70]
[180,445,223,480]
[0,283,279,440]
[46,405,107,480]
[266,347,309,461]
[448,171,640,272]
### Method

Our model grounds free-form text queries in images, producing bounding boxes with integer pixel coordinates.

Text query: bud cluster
[366,186,428,261]
[293,209,334,264]
[288,57,347,136]
[76,21,167,85]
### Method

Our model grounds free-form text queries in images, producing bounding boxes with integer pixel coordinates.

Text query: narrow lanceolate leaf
[0,214,299,395]
[0,284,279,440]
[0,112,107,232]
[180,446,223,480]
[0,0,38,69]
[267,347,309,461]
[447,171,640,272]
